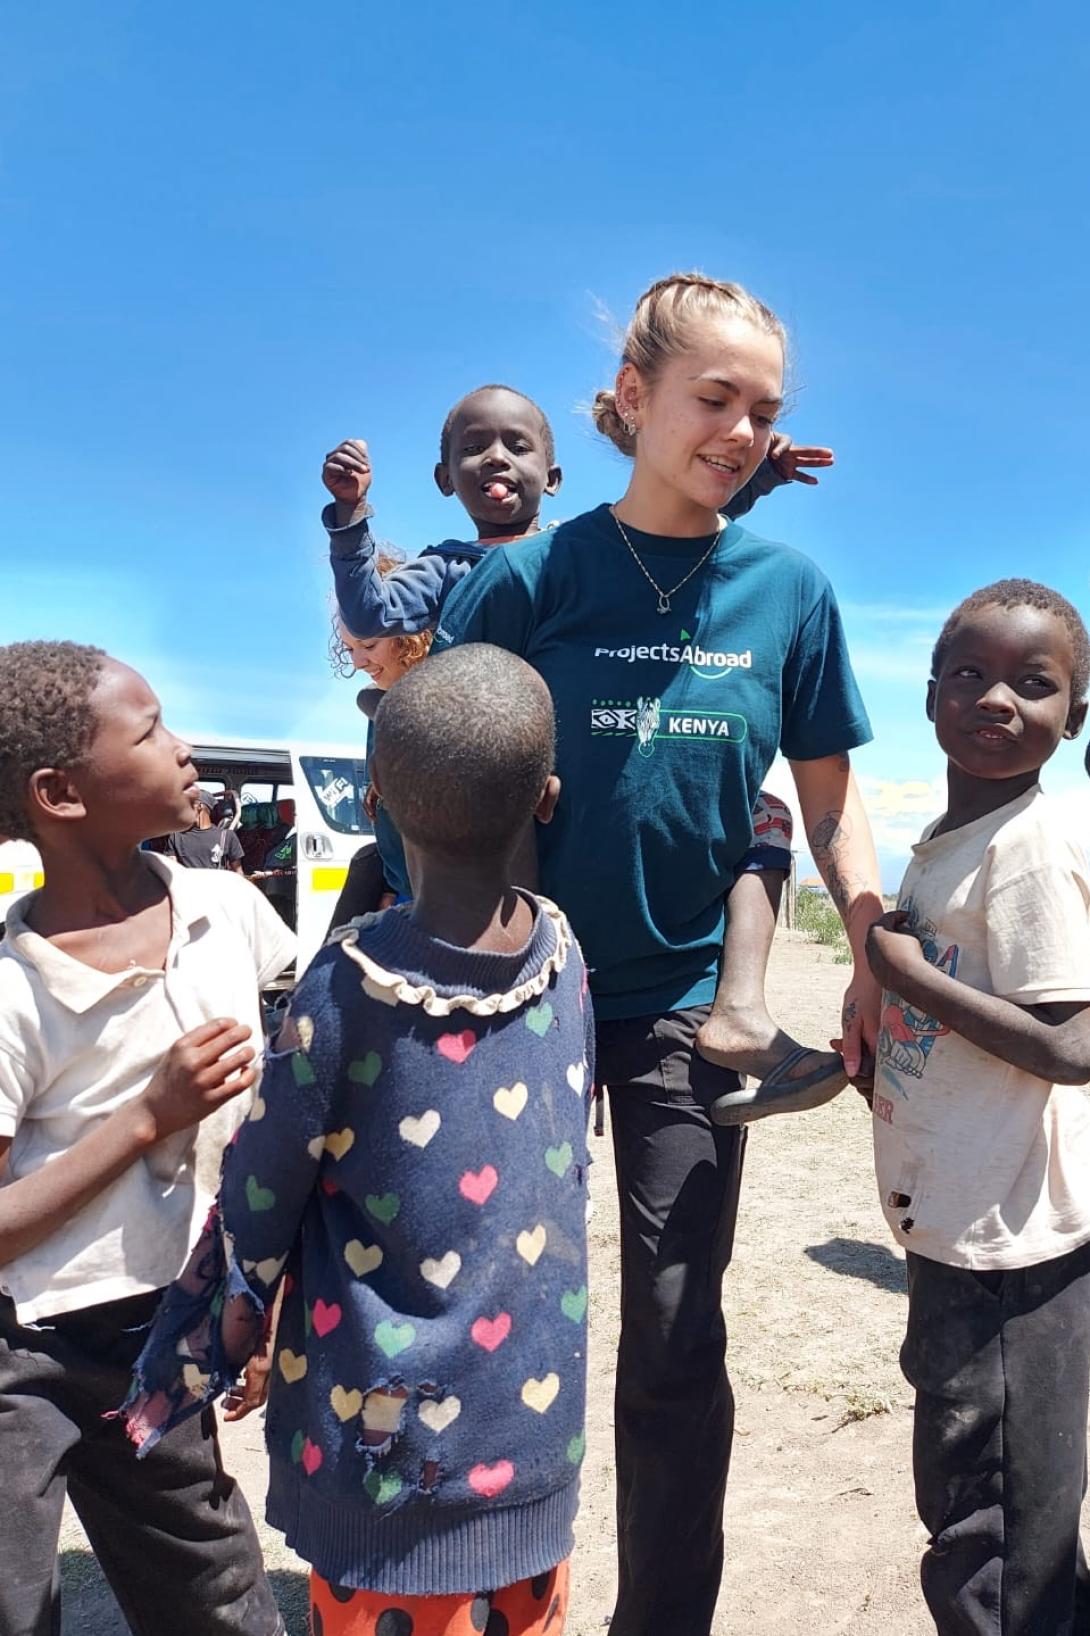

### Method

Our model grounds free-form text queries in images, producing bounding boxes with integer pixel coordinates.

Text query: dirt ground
[59,935,1081,1634]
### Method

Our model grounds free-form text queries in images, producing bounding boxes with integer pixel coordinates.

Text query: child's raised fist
[322,439,373,508]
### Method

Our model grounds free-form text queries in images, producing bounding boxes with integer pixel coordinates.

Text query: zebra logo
[636,696,661,757]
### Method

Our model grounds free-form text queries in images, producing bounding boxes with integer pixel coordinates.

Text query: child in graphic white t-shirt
[865,579,1090,1636]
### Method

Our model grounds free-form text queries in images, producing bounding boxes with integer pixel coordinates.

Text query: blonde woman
[434,273,883,1635]
[328,580,432,921]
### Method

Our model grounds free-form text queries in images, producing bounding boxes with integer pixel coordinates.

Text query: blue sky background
[3,1,1088,885]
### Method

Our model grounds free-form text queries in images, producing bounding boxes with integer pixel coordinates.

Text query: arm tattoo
[809,808,867,919]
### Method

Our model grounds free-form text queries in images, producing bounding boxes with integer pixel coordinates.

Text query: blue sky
[3,2,1089,885]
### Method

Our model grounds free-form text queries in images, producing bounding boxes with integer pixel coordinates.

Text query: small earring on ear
[623,417,636,437]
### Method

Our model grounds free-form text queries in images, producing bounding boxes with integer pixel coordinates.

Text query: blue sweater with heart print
[126,895,593,1597]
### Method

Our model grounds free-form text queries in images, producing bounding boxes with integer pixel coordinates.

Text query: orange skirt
[308,1559,569,1635]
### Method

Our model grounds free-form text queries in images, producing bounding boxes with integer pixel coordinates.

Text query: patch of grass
[835,1388,894,1427]
[795,891,849,955]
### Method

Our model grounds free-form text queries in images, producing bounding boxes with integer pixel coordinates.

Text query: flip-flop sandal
[710,1045,848,1126]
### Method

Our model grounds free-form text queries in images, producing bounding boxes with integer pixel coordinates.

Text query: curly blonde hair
[328,552,434,678]
[592,271,787,457]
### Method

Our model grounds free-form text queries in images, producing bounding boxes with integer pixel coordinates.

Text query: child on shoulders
[323,389,843,1106]
[321,385,562,640]
[320,384,829,641]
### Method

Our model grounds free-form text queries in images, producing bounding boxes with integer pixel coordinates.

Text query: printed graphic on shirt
[752,792,792,846]
[877,897,959,1097]
[593,625,753,683]
[591,697,748,758]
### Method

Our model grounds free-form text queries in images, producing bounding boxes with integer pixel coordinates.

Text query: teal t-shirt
[434,503,872,1020]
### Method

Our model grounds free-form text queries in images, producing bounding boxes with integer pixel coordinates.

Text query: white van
[187,735,373,975]
[0,737,374,979]
[0,840,45,933]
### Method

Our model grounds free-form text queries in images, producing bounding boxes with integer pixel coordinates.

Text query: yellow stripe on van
[0,871,44,894]
[312,866,349,893]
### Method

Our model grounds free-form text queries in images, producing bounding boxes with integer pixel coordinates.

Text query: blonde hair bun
[591,388,637,456]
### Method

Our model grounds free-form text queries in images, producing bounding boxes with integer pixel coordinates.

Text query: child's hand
[222,1349,273,1421]
[769,433,835,486]
[223,1284,281,1418]
[140,1020,256,1141]
[866,912,927,990]
[322,439,373,508]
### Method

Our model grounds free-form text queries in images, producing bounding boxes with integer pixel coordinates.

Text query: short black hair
[932,579,1090,703]
[439,385,556,466]
[372,644,554,863]
[0,640,107,841]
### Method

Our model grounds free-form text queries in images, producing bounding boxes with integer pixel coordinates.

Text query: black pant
[328,844,387,932]
[902,1244,1090,1636]
[0,1289,284,1636]
[597,1004,745,1636]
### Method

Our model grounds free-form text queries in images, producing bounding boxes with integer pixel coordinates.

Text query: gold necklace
[610,508,724,614]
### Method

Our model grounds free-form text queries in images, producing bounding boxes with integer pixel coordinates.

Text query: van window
[300,756,372,836]
[240,782,294,809]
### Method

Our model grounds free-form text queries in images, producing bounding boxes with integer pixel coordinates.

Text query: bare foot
[697,1003,848,1125]
[696,1003,831,1082]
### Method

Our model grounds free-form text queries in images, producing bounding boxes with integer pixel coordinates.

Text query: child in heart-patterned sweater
[123,645,592,1636]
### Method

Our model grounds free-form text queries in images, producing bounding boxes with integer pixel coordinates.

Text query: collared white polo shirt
[0,854,295,1321]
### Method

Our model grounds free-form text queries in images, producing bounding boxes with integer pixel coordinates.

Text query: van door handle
[302,833,333,860]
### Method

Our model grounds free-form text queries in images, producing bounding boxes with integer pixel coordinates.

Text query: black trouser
[0,1289,284,1636]
[328,844,387,932]
[902,1244,1090,1636]
[597,1004,745,1636]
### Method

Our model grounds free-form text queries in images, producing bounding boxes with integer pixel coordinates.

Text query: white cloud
[858,775,944,821]
[840,602,948,626]
[758,764,945,892]
[763,762,1090,898]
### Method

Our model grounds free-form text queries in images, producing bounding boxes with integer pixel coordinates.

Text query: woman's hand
[839,961,882,1085]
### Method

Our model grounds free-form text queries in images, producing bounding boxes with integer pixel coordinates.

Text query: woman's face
[341,628,405,689]
[622,317,784,519]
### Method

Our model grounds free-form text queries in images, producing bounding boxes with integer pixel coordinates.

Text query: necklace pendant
[657,593,671,614]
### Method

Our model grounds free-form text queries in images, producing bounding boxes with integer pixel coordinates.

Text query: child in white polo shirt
[0,640,294,1636]
[865,580,1090,1636]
